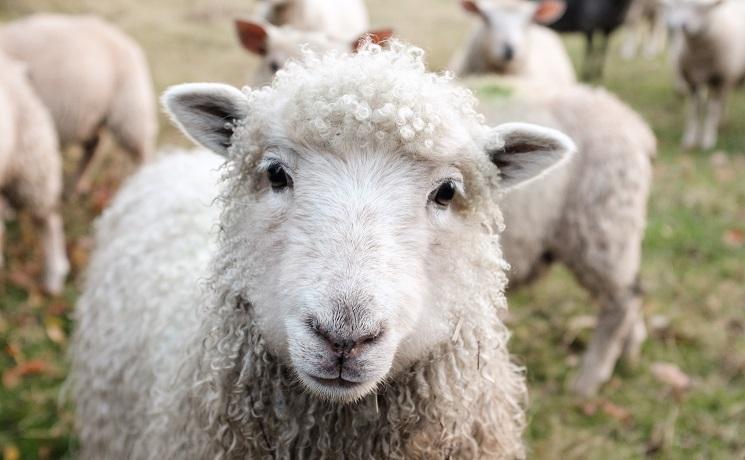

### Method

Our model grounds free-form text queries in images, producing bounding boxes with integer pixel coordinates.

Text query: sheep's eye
[270,61,281,73]
[432,181,457,207]
[267,163,291,190]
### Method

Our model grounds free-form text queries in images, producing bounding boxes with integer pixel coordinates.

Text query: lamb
[451,0,577,86]
[547,0,635,80]
[467,76,655,396]
[235,18,392,85]
[0,51,69,294]
[256,0,369,41]
[71,42,577,458]
[662,0,745,150]
[0,14,157,193]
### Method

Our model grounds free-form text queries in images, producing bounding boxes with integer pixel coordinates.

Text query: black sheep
[547,0,634,80]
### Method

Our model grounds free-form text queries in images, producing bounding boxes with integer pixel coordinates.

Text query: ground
[0,0,744,458]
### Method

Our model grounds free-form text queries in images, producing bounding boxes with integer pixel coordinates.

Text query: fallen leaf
[568,315,597,331]
[45,316,66,344]
[3,444,20,460]
[2,359,49,389]
[723,229,744,248]
[651,362,692,394]
[581,400,633,425]
[7,270,37,293]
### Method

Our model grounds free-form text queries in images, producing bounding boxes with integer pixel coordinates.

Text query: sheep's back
[0,51,61,212]
[0,14,151,147]
[71,149,224,459]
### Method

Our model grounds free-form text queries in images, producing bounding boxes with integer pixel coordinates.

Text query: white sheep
[0,14,157,192]
[71,42,577,458]
[0,51,68,294]
[256,0,369,41]
[468,77,655,396]
[450,0,576,85]
[235,18,392,85]
[662,0,745,150]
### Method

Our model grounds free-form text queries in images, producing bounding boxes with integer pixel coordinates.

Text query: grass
[1,1,744,458]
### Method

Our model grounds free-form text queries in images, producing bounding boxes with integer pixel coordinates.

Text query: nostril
[307,318,385,355]
[504,44,514,61]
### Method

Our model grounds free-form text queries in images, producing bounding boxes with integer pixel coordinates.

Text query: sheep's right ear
[352,28,395,51]
[162,83,250,156]
[533,0,566,24]
[461,0,482,15]
[235,19,270,55]
[485,122,575,189]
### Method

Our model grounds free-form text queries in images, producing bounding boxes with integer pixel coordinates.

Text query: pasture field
[1,0,744,458]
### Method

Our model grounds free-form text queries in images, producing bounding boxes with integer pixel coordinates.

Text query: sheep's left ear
[352,28,395,51]
[533,0,566,24]
[162,83,250,156]
[485,123,575,189]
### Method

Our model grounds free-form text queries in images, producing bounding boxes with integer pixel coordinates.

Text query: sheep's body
[453,24,576,85]
[667,0,745,150]
[0,14,157,190]
[0,51,68,293]
[470,78,655,395]
[67,42,582,458]
[257,0,369,41]
[72,149,222,457]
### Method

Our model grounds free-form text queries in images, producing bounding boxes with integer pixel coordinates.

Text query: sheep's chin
[295,371,383,404]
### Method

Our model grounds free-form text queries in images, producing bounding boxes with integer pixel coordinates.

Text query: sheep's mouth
[307,375,364,389]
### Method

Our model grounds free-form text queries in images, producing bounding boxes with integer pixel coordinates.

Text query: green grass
[1,1,744,458]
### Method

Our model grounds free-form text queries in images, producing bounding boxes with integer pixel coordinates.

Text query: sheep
[235,18,392,85]
[621,0,668,59]
[0,51,69,294]
[466,76,655,396]
[256,0,369,41]
[71,41,577,459]
[0,14,157,193]
[450,0,576,86]
[547,0,635,80]
[662,0,745,150]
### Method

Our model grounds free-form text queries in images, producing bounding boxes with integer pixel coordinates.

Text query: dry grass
[1,0,744,458]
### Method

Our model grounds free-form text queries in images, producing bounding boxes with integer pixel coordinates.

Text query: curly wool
[73,43,526,459]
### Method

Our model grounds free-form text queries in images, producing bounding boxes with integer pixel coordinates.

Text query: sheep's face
[235,20,393,86]
[461,0,566,70]
[163,43,574,403]
[251,141,466,401]
[662,0,723,36]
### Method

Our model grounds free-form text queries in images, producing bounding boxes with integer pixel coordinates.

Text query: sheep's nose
[504,44,515,61]
[310,322,383,358]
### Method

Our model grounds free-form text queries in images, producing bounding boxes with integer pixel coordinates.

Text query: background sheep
[621,0,667,59]
[547,0,635,80]
[451,0,576,85]
[0,14,157,193]
[72,42,576,458]
[0,51,68,294]
[663,0,745,150]
[468,78,655,396]
[234,18,392,85]
[256,0,369,41]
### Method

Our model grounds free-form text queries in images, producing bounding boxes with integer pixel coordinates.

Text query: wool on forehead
[239,41,486,158]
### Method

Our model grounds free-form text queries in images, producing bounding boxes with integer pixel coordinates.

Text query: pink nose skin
[310,321,383,359]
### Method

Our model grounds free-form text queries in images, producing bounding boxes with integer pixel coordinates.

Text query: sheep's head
[661,0,723,36]
[163,42,573,403]
[235,19,393,85]
[461,0,566,69]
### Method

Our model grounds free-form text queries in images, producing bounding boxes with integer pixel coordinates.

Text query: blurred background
[0,0,743,458]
